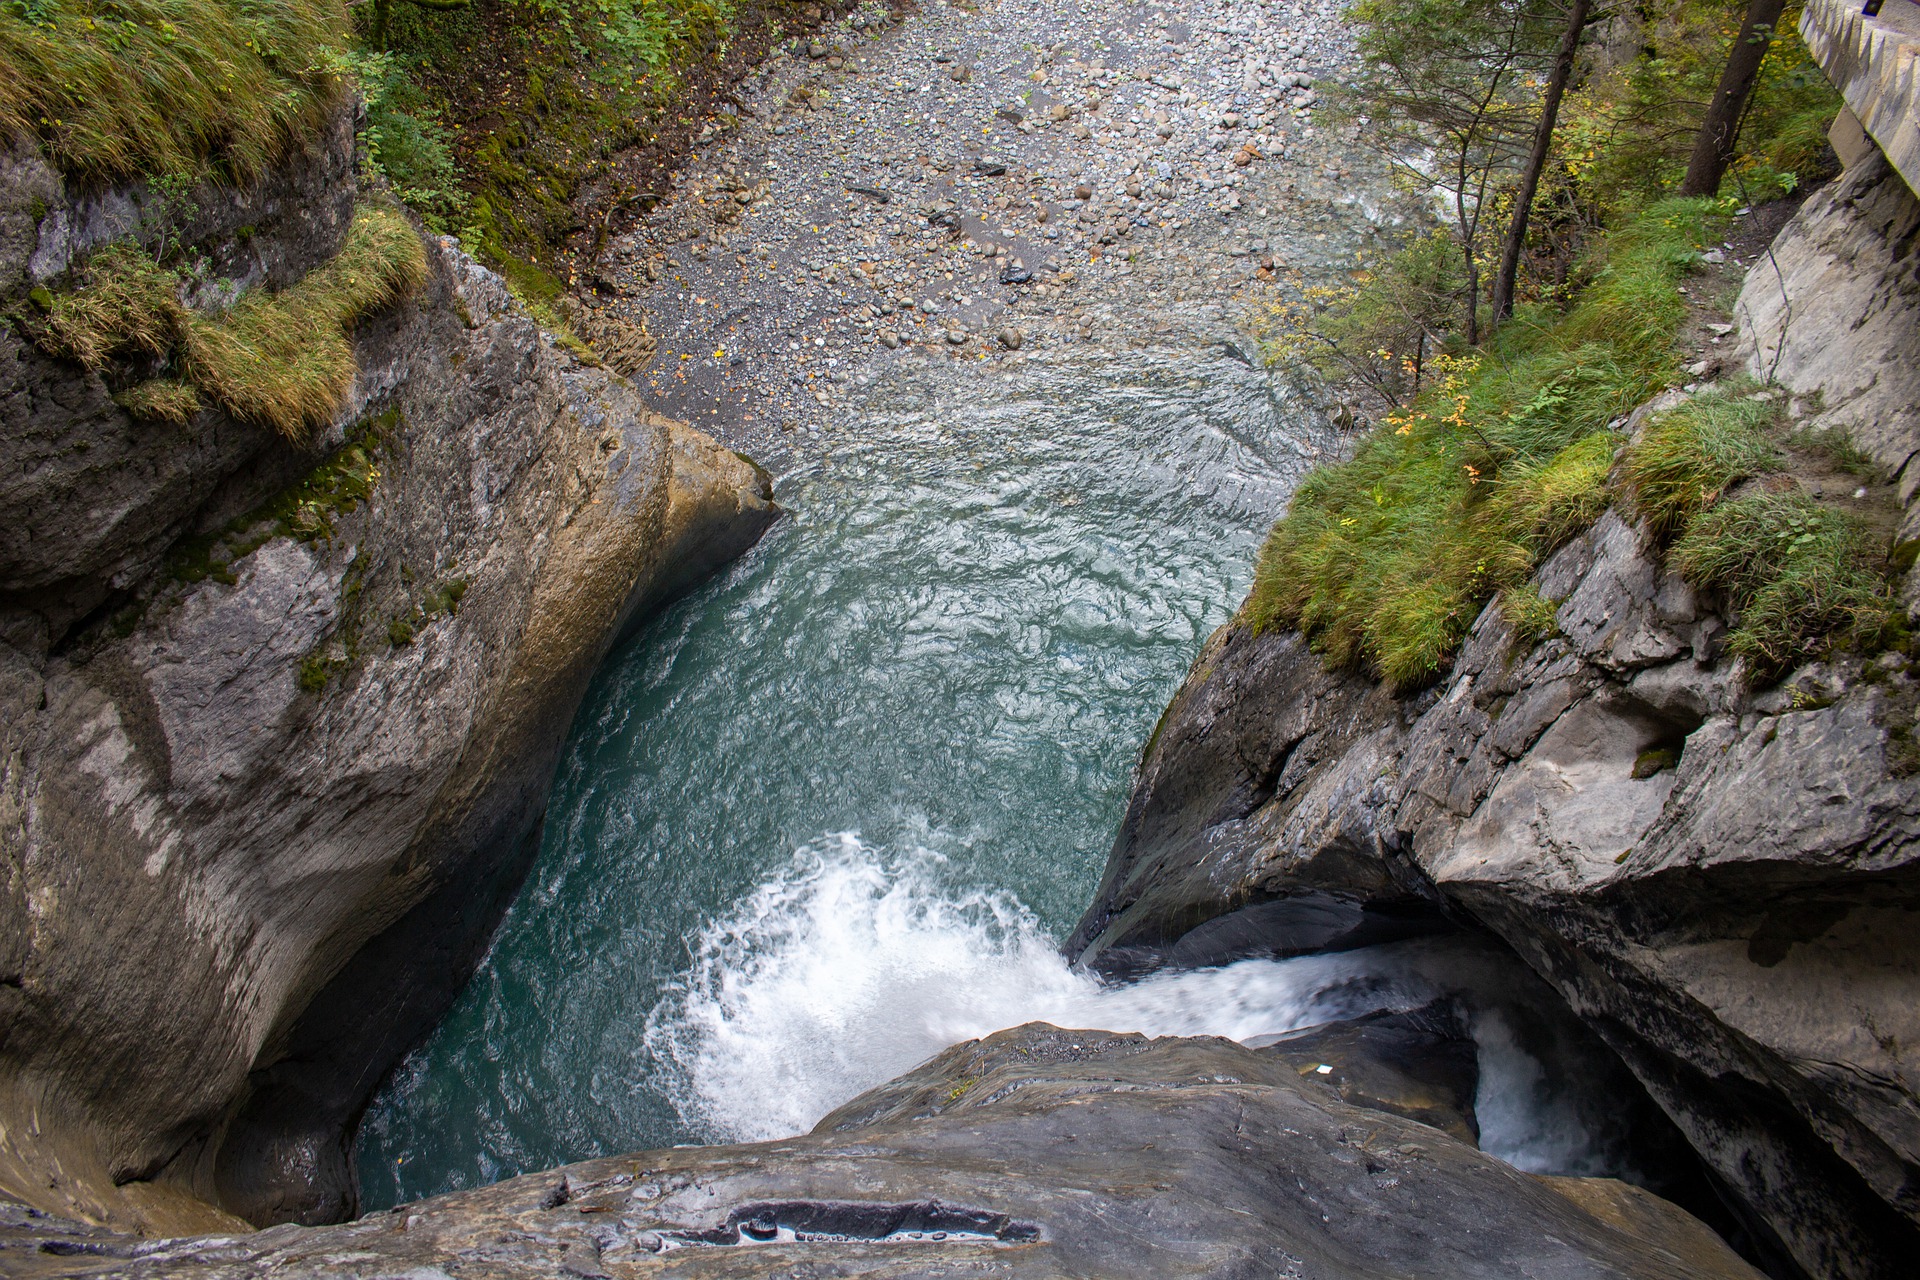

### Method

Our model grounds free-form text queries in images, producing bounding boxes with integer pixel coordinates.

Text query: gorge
[2,0,1918,1277]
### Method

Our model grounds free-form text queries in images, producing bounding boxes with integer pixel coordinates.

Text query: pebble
[602,0,1382,454]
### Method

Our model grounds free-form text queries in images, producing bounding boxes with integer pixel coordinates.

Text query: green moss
[492,251,599,361]
[168,408,398,586]
[298,651,335,691]
[0,0,349,182]
[1631,746,1679,779]
[385,575,467,648]
[37,204,427,440]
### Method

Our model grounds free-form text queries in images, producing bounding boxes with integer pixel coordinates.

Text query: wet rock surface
[0,1025,1762,1279]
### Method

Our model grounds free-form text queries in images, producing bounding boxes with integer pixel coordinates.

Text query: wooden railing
[1802,0,1920,193]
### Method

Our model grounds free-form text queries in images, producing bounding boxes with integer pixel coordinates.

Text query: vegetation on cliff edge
[35,202,427,437]
[1246,0,1894,690]
[1245,199,1716,689]
[0,0,349,181]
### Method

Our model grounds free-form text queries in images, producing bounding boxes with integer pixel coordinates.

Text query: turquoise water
[354,349,1332,1208]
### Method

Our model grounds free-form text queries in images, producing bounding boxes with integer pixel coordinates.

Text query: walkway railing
[1803,0,1920,193]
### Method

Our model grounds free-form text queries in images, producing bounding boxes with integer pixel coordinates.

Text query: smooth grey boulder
[0,137,778,1233]
[0,1025,1763,1280]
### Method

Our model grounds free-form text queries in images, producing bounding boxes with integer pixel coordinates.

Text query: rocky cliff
[0,107,776,1234]
[1068,152,1920,1280]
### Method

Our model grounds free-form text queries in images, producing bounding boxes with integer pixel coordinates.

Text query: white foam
[1470,1009,1615,1176]
[642,834,1438,1144]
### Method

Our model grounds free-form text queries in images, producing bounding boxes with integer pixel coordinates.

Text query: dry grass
[40,202,427,437]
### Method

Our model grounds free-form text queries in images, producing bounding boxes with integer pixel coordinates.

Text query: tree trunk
[1463,253,1480,346]
[1492,0,1592,324]
[1679,0,1789,198]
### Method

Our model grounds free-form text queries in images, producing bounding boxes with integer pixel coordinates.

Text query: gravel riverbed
[593,0,1412,465]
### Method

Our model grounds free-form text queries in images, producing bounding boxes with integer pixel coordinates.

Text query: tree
[1491,0,1595,323]
[1679,0,1790,196]
[1350,0,1562,344]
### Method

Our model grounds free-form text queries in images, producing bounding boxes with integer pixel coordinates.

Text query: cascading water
[354,346,1625,1209]
[639,833,1431,1144]
[641,835,1625,1174]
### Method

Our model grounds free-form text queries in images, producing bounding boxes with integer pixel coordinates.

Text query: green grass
[39,202,427,438]
[1245,198,1720,689]
[1499,582,1561,649]
[1671,493,1901,679]
[1620,390,1782,540]
[0,0,348,181]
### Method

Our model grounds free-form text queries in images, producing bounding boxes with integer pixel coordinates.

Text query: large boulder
[0,1024,1762,1279]
[0,124,777,1232]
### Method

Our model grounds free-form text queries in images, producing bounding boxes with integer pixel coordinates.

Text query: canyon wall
[1068,153,1920,1280]
[0,109,776,1233]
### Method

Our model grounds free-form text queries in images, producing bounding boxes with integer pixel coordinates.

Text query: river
[356,342,1342,1206]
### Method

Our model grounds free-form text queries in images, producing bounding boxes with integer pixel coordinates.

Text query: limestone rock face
[1069,506,1920,1280]
[1734,151,1920,612]
[1070,164,1920,1280]
[0,110,360,631]
[0,1025,1763,1280]
[0,130,777,1233]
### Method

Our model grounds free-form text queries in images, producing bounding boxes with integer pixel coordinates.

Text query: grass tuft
[1620,390,1781,540]
[1500,582,1561,650]
[1246,199,1721,689]
[1671,493,1902,680]
[38,202,427,439]
[113,378,202,423]
[0,0,349,182]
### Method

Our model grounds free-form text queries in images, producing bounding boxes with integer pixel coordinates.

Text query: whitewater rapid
[641,833,1614,1175]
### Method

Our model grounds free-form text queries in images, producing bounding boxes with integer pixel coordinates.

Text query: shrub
[0,0,349,181]
[39,203,427,438]
[1246,200,1719,689]
[1672,493,1901,679]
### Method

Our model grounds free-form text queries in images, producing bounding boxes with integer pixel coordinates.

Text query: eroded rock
[0,1025,1762,1279]
[0,141,778,1233]
[1070,501,1920,1277]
